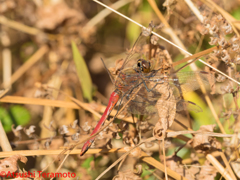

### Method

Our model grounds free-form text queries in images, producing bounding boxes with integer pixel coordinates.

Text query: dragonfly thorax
[136,59,151,73]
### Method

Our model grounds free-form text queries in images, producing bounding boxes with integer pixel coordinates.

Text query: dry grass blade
[0,15,40,35]
[172,46,218,67]
[0,121,12,152]
[0,89,9,98]
[0,95,134,123]
[184,0,203,22]
[220,152,237,180]
[167,131,233,138]
[0,149,130,158]
[84,0,133,31]
[140,152,188,180]
[207,154,234,180]
[0,45,49,88]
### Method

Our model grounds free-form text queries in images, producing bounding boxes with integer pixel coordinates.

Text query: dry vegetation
[1,0,240,179]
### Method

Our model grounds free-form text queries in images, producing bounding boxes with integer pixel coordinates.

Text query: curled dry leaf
[70,120,79,129]
[133,164,143,175]
[153,121,163,140]
[58,125,69,135]
[71,132,80,141]
[82,121,91,132]
[0,155,27,173]
[152,82,176,139]
[12,125,23,140]
[191,125,222,153]
[123,130,140,146]
[24,125,36,138]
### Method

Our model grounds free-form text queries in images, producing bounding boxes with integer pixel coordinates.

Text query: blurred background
[1,0,240,179]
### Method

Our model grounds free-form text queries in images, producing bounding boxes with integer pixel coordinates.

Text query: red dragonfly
[80,30,215,156]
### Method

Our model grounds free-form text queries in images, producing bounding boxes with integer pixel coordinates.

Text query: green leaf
[81,156,94,168]
[0,107,12,132]
[10,105,31,126]
[0,105,30,132]
[127,19,141,45]
[232,7,240,20]
[71,41,92,102]
[183,92,215,129]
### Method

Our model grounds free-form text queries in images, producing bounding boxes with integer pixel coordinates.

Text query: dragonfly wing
[166,71,215,95]
[124,84,159,116]
[121,33,150,69]
[176,100,203,113]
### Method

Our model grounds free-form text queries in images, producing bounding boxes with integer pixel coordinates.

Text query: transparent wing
[120,32,151,70]
[121,71,214,116]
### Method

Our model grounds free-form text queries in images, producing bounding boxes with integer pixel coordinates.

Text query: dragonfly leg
[141,78,163,93]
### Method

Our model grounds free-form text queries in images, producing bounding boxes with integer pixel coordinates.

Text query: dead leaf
[198,160,217,180]
[0,155,27,173]
[191,125,222,153]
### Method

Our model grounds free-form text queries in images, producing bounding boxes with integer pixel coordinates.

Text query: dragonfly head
[137,59,151,73]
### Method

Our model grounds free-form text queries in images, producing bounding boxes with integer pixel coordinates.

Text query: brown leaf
[191,125,221,153]
[198,160,217,180]
[166,154,201,180]
[0,155,27,173]
[12,125,23,140]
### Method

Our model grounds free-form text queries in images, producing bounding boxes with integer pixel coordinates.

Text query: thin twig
[83,0,133,32]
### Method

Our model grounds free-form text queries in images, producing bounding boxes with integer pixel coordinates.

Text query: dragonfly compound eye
[141,60,151,73]
[137,59,151,73]
[137,59,143,72]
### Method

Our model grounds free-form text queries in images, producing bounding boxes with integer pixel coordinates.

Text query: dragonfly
[80,29,215,156]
